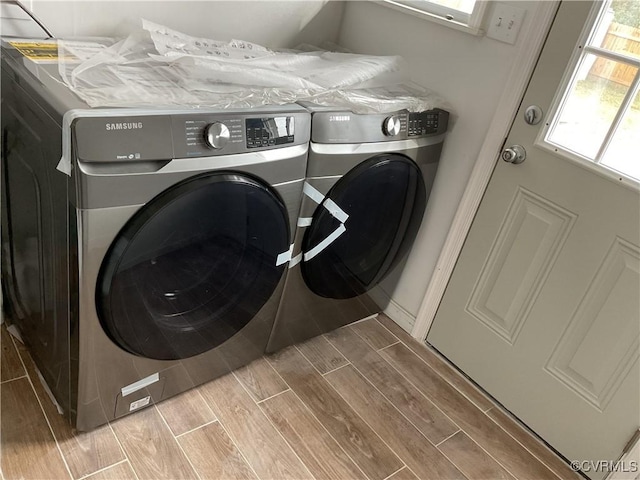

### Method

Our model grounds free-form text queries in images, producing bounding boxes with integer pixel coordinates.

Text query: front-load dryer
[1,39,310,430]
[267,104,448,352]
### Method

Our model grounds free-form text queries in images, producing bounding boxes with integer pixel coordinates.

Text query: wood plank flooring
[0,314,579,480]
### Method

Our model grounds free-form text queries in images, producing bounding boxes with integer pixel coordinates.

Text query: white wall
[28,1,344,49]
[337,1,540,328]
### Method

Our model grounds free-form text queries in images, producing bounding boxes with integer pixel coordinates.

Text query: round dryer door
[301,154,426,299]
[96,172,290,360]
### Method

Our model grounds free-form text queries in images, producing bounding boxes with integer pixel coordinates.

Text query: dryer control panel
[408,111,443,136]
[309,108,448,144]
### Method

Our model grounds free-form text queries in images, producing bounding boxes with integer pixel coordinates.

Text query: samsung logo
[106,122,143,131]
[329,115,350,122]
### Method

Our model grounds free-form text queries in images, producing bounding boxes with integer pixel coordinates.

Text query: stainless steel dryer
[1,39,310,430]
[267,104,448,352]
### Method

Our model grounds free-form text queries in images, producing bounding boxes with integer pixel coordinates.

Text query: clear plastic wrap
[56,20,448,113]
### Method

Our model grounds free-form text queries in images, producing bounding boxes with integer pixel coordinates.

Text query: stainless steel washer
[1,38,310,430]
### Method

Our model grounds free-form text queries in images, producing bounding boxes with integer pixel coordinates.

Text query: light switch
[486,3,526,45]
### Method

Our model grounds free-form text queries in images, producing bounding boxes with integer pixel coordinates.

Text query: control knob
[204,122,230,149]
[382,115,402,136]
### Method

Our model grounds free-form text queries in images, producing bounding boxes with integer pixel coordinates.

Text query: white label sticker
[129,396,151,412]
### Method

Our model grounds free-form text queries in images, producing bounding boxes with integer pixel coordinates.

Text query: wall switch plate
[486,3,526,45]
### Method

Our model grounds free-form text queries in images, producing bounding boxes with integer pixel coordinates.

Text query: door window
[545,0,640,182]
[96,172,289,360]
[301,154,426,299]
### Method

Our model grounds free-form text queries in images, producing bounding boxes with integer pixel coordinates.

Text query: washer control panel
[246,117,295,149]
[73,108,310,162]
[173,110,308,158]
[184,118,243,153]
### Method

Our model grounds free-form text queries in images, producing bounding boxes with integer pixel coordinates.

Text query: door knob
[502,145,526,164]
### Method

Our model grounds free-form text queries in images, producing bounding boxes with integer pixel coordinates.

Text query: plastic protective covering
[56,20,447,113]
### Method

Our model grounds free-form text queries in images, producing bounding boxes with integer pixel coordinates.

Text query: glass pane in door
[594,1,640,59]
[548,54,636,159]
[601,89,640,179]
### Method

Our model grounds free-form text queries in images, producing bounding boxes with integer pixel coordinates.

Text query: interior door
[427,1,640,477]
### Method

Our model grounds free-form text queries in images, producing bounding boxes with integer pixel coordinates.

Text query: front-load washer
[267,104,448,352]
[1,38,310,431]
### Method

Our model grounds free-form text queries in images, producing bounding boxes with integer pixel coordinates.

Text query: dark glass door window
[96,172,289,360]
[302,154,426,299]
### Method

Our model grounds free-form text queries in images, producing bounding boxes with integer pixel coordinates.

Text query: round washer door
[301,154,426,299]
[96,172,290,360]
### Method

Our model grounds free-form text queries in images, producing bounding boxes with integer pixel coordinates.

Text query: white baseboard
[383,298,415,334]
[368,285,416,333]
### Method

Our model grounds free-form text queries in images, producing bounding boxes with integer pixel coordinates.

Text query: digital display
[246,117,295,148]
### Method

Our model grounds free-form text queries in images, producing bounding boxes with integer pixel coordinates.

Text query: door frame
[411,0,562,341]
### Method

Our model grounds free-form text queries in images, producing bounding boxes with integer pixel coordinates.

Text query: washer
[267,104,448,352]
[1,38,310,430]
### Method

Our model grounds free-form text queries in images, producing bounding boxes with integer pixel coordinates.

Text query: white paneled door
[427,2,640,478]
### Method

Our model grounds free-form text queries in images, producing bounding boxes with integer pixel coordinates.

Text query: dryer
[1,38,310,430]
[267,104,448,352]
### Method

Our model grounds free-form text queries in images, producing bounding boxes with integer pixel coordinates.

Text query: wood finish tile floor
[0,314,580,480]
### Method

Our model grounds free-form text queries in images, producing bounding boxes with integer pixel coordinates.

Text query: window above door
[543,0,640,186]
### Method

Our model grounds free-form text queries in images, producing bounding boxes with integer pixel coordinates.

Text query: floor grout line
[10,334,74,480]
[483,407,567,480]
[443,424,521,480]
[173,418,219,438]
[376,340,401,351]
[323,349,453,447]
[430,437,475,480]
[261,368,372,480]
[106,419,140,480]
[435,429,462,447]
[376,331,560,480]
[325,365,466,478]
[319,350,433,477]
[194,386,219,421]
[378,331,496,415]
[231,369,316,480]
[423,344,499,411]
[343,325,465,443]
[154,404,203,480]
[200,383,262,480]
[381,465,405,480]
[319,362,351,377]
[255,387,291,405]
[376,317,496,412]
[76,460,129,480]
[295,337,348,377]
[261,355,293,395]
[0,374,28,385]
